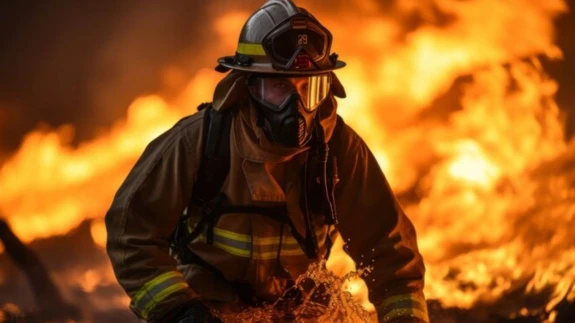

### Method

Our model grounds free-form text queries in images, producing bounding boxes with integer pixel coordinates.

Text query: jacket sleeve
[334,122,429,323]
[105,115,204,322]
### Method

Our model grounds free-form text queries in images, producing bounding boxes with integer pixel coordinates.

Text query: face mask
[248,74,331,148]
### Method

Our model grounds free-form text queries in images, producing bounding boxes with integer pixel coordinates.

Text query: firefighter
[105,0,429,322]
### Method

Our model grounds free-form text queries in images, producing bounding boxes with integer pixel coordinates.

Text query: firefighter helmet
[216,0,346,75]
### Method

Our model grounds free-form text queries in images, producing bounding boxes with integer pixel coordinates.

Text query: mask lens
[249,78,295,111]
[302,74,330,111]
[248,75,331,111]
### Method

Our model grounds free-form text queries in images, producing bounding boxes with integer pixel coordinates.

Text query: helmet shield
[248,74,331,112]
[262,14,333,72]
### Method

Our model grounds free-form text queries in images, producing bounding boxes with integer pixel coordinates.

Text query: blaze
[0,0,574,320]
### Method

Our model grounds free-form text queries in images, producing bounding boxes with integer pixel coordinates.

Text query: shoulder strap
[191,104,233,204]
[170,104,232,249]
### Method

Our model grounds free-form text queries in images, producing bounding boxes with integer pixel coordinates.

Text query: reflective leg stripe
[131,271,189,320]
[377,294,429,323]
[188,220,305,259]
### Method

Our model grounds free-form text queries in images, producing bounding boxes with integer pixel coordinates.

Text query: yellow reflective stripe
[188,220,299,246]
[132,271,180,305]
[131,271,188,319]
[382,294,416,308]
[237,42,266,56]
[187,220,304,258]
[253,248,305,260]
[197,235,251,257]
[214,226,251,242]
[141,282,188,319]
[382,308,429,323]
[199,233,304,259]
[213,240,251,257]
[189,220,251,243]
[378,294,429,323]
[253,235,299,245]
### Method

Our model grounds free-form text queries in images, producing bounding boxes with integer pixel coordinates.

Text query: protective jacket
[106,77,428,323]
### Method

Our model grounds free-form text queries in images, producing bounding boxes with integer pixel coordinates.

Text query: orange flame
[0,0,574,318]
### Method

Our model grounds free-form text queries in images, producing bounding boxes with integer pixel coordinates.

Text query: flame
[0,0,574,319]
[79,269,103,293]
[90,219,107,250]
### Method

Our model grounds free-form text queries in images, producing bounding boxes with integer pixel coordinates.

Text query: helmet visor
[248,74,331,112]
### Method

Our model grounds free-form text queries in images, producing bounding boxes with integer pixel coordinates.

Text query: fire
[90,218,107,249]
[0,0,574,320]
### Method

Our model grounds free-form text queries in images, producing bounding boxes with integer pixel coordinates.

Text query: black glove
[165,300,221,323]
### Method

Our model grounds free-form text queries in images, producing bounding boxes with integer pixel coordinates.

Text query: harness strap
[191,105,232,205]
[195,199,312,257]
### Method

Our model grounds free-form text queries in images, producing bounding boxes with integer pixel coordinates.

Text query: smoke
[0,0,249,154]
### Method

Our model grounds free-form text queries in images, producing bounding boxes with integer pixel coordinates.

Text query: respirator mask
[248,73,331,148]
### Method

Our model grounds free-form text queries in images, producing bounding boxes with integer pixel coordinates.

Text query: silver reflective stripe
[187,220,305,258]
[378,294,429,323]
[131,271,188,319]
[213,232,251,250]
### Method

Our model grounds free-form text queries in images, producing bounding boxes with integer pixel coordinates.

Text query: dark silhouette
[0,218,82,322]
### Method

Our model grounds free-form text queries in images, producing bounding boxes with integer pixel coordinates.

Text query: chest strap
[175,192,319,258]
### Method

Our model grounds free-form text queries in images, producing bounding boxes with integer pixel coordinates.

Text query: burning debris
[0,219,139,323]
[0,218,81,322]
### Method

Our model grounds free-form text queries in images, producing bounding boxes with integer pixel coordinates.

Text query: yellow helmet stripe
[237,42,267,56]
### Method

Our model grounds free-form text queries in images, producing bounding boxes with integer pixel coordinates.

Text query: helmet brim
[215,56,346,75]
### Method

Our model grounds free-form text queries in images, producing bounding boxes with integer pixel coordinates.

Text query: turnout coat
[105,72,428,323]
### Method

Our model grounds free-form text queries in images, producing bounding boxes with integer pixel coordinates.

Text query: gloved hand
[166,300,222,323]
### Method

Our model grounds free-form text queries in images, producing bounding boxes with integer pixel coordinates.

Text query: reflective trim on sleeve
[377,293,429,323]
[131,271,189,319]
